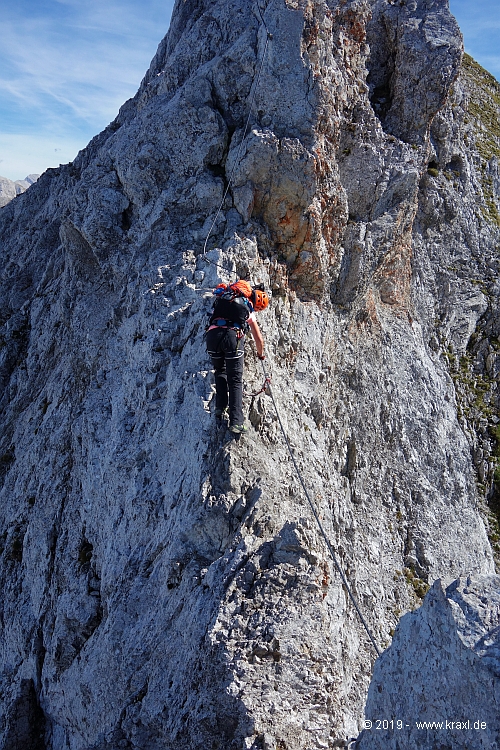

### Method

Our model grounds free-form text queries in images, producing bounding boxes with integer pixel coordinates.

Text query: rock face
[356,575,500,750]
[0,0,498,748]
[0,174,39,208]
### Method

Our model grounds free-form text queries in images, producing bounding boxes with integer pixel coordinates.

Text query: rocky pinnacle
[0,1,499,748]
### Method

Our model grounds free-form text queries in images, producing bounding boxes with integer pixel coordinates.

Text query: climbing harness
[258,358,382,658]
[157,1,381,657]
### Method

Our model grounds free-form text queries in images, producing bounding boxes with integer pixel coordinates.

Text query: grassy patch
[462,53,500,226]
[449,344,500,562]
[403,567,430,601]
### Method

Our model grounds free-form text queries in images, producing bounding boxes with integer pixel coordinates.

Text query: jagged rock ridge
[0,0,499,748]
[0,174,39,208]
[356,575,500,749]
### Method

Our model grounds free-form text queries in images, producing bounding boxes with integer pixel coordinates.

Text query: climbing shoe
[229,423,248,434]
[215,407,228,418]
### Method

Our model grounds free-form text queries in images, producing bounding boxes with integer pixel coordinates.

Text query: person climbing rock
[205,280,269,433]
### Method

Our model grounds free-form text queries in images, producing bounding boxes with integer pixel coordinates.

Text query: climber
[205,280,269,433]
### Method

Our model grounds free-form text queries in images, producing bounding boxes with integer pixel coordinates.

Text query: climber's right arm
[248,317,265,359]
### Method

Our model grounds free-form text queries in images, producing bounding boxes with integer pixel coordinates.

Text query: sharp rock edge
[0,1,499,749]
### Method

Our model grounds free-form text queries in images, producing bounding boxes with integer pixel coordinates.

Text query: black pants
[205,328,244,426]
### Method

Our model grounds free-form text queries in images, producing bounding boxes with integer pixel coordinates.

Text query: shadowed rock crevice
[0,0,499,748]
[0,679,46,750]
[366,0,462,144]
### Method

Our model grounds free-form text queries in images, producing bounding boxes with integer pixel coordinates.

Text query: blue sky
[0,0,175,180]
[449,0,500,79]
[0,0,498,181]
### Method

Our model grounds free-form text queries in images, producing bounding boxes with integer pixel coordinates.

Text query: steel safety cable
[196,0,381,659]
[258,359,382,658]
[201,20,272,275]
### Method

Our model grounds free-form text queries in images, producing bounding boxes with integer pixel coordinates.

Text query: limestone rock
[0,177,16,207]
[0,174,39,207]
[356,575,500,750]
[0,0,499,748]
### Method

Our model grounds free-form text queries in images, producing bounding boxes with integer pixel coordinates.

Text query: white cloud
[0,0,173,179]
[2,0,496,182]
[0,132,89,181]
[0,9,168,123]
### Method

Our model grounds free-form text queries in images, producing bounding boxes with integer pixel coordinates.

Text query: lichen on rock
[0,0,499,748]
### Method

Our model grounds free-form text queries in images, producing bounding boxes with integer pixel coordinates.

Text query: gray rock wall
[356,575,500,750]
[0,1,498,748]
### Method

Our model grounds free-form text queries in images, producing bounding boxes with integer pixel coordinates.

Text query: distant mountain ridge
[0,173,40,208]
[0,0,499,747]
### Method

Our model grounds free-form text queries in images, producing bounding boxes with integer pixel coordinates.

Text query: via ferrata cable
[188,0,381,659]
[258,358,382,658]
[201,20,272,277]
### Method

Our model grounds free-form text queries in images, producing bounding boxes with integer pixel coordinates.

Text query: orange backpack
[214,281,252,298]
[232,280,252,298]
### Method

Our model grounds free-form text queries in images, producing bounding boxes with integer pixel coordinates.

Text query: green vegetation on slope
[462,53,500,227]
